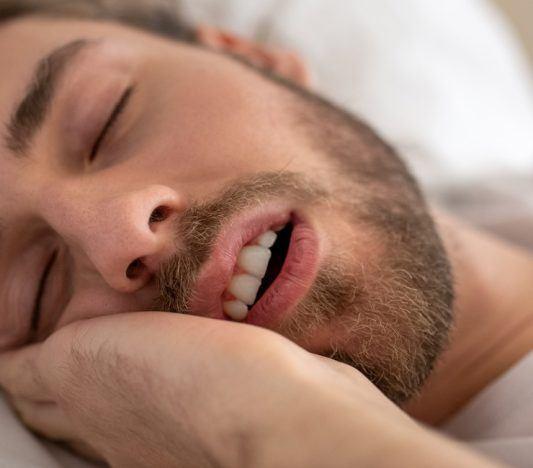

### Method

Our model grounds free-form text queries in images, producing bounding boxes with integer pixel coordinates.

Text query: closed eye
[89,86,134,162]
[31,250,58,332]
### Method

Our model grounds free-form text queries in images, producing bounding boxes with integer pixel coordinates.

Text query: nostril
[149,206,170,225]
[126,258,144,280]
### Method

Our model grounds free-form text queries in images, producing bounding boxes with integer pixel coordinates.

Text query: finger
[11,398,77,442]
[0,344,52,401]
[65,440,105,464]
[13,398,106,463]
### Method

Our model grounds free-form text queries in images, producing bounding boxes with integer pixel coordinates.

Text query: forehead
[0,16,300,157]
[0,15,293,129]
[0,17,136,121]
[0,16,311,206]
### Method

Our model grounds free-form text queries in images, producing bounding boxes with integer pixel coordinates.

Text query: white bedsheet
[1,1,532,467]
[178,0,533,249]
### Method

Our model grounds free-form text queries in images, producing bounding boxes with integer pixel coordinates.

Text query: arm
[0,313,500,467]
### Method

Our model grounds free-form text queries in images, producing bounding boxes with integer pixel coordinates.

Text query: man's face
[0,16,452,403]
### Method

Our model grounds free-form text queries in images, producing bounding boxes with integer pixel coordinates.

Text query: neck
[404,212,533,425]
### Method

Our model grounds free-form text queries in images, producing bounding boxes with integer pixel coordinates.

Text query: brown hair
[0,0,195,41]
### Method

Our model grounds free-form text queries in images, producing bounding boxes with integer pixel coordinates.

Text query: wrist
[208,366,367,468]
[213,386,497,468]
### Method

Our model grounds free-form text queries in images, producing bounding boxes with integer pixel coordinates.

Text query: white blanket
[2,1,532,467]
[179,0,533,249]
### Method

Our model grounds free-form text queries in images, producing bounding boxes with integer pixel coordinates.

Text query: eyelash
[89,86,134,162]
[31,249,59,333]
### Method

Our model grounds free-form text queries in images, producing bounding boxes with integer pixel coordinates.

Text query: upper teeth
[237,246,272,278]
[223,228,281,321]
[228,274,262,306]
[255,231,277,248]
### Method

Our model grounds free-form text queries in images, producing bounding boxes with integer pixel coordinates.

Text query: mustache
[156,171,325,313]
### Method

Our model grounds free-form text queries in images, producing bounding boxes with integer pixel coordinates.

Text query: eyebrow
[4,39,92,157]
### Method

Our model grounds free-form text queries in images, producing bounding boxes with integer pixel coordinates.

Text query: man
[0,0,530,466]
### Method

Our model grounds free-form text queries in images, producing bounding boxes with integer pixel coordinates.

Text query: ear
[196,25,312,88]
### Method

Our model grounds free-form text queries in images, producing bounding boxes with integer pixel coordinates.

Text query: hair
[0,0,195,41]
[0,0,424,199]
[2,0,454,403]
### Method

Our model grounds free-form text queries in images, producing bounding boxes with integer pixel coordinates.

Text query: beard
[157,74,453,404]
[156,170,453,404]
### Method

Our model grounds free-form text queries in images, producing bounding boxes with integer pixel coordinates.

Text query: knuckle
[215,324,301,371]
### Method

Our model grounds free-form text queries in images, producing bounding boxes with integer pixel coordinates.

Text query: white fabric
[0,394,60,468]
[0,395,99,467]
[177,0,533,251]
[444,352,533,468]
[1,1,532,466]
[177,0,533,187]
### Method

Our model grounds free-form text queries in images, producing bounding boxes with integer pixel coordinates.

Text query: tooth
[223,300,249,321]
[228,274,262,305]
[238,246,271,279]
[255,230,277,248]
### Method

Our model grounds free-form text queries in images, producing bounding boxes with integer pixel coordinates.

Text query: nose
[44,184,185,293]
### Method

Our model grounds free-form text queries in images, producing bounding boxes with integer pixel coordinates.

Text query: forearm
[368,424,502,468]
[239,399,502,468]
[195,346,502,468]
[1,312,502,468]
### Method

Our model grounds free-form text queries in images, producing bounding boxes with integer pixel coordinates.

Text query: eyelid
[89,85,134,162]
[31,249,59,332]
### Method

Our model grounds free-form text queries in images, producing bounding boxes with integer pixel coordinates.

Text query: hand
[1,312,380,466]
[0,313,497,467]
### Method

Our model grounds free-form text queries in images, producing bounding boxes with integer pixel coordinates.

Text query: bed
[1,0,532,466]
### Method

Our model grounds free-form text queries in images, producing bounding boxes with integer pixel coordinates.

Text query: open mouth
[189,206,320,328]
[223,222,294,321]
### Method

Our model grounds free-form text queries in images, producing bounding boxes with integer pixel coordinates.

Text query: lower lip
[244,216,320,328]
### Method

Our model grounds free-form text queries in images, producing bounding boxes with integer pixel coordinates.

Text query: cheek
[54,283,158,332]
[131,116,307,189]
[139,64,310,180]
[0,159,31,220]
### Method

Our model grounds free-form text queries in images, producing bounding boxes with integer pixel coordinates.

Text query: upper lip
[187,202,293,319]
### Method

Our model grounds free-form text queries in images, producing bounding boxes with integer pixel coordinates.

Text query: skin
[0,17,330,346]
[407,214,533,423]
[0,312,497,467]
[0,14,530,466]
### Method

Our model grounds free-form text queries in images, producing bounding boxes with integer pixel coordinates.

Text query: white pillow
[177,0,533,190]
